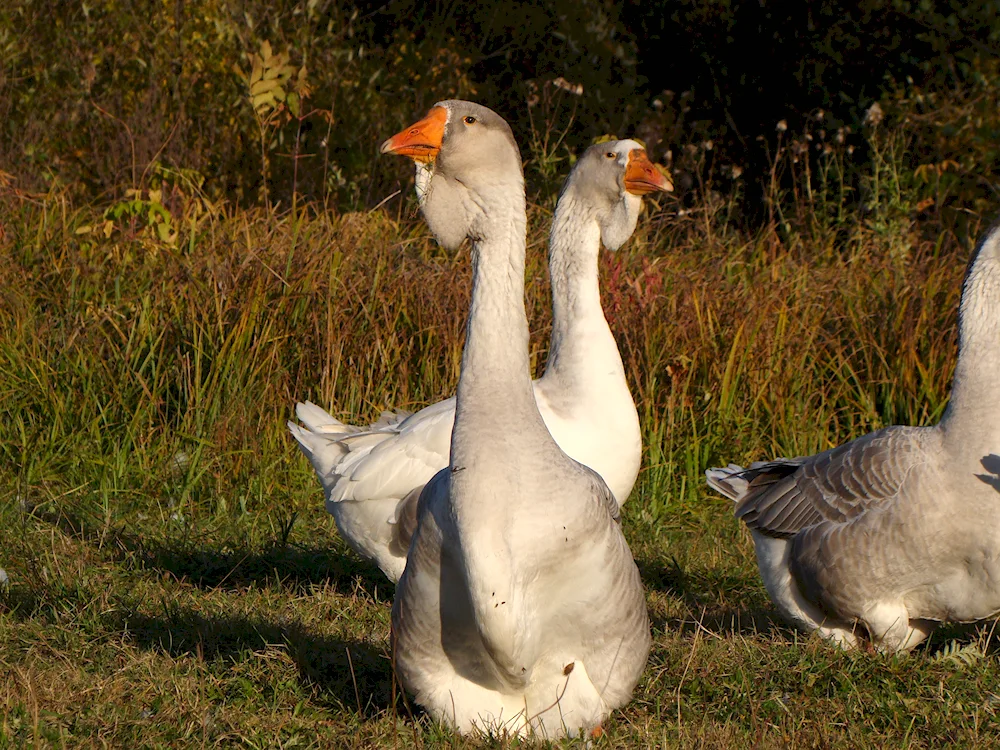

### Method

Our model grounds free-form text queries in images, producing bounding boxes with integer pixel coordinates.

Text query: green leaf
[250,78,282,97]
[253,92,276,114]
[249,55,263,86]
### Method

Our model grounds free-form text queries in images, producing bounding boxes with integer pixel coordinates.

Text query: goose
[706,220,1000,653]
[382,100,650,738]
[288,138,670,583]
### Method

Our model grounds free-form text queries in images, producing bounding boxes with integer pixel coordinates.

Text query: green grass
[3,184,1000,748]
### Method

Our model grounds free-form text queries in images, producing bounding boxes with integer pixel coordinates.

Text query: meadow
[4,131,1000,748]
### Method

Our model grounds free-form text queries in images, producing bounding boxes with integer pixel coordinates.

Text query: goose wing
[328,397,456,506]
[580,463,621,523]
[733,426,927,537]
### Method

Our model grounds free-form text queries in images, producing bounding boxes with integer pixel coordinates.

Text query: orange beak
[380,106,448,163]
[624,149,673,195]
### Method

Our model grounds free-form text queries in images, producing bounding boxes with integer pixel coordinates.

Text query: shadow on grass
[920,621,1000,657]
[131,540,392,604]
[107,604,398,717]
[664,607,788,642]
[634,554,785,638]
[635,551,761,606]
[27,502,392,603]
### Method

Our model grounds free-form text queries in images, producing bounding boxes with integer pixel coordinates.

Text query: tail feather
[295,400,357,436]
[337,430,398,450]
[706,458,802,503]
[705,464,751,502]
[288,399,424,583]
[288,401,417,500]
[295,400,411,434]
[370,409,413,430]
[287,420,349,491]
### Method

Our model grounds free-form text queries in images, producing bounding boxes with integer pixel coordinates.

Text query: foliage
[886,55,1000,228]
[3,0,999,227]
[0,0,480,207]
[244,39,314,209]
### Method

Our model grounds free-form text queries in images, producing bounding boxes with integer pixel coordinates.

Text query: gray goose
[383,100,650,738]
[707,220,1000,653]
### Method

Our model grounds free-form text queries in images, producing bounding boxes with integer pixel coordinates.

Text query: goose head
[381,100,523,251]
[561,139,672,251]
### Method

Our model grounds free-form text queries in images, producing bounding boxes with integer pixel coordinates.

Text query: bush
[3,0,1000,235]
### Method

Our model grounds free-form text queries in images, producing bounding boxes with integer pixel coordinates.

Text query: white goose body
[289,140,669,582]
[707,221,1000,653]
[384,101,649,738]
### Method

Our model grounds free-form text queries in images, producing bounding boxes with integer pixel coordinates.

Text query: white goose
[289,138,670,583]
[706,220,1000,653]
[383,100,650,738]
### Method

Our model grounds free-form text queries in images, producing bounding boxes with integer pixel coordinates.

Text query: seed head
[864,102,884,127]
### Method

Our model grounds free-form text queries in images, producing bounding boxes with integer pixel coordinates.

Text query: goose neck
[452,187,537,431]
[543,195,620,382]
[940,259,1000,441]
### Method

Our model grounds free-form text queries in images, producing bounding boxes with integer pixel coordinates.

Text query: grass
[3,177,1000,748]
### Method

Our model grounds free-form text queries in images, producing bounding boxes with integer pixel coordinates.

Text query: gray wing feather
[733,426,925,537]
[599,479,621,523]
[578,462,620,523]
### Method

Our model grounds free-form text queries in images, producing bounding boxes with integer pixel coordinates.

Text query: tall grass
[2,183,970,521]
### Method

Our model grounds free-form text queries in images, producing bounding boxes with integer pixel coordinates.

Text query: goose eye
[463,116,477,125]
[605,151,616,159]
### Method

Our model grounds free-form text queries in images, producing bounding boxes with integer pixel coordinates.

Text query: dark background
[4,0,999,226]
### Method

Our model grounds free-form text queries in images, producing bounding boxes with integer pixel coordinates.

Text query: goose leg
[815,623,861,650]
[901,619,937,652]
[753,534,858,648]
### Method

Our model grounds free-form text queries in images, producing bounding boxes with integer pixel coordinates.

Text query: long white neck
[451,184,544,461]
[542,193,626,390]
[940,249,1000,447]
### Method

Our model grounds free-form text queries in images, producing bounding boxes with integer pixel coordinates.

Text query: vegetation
[4,0,1000,747]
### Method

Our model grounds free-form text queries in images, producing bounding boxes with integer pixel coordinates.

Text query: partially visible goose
[383,100,649,738]
[289,138,670,582]
[706,220,1000,653]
